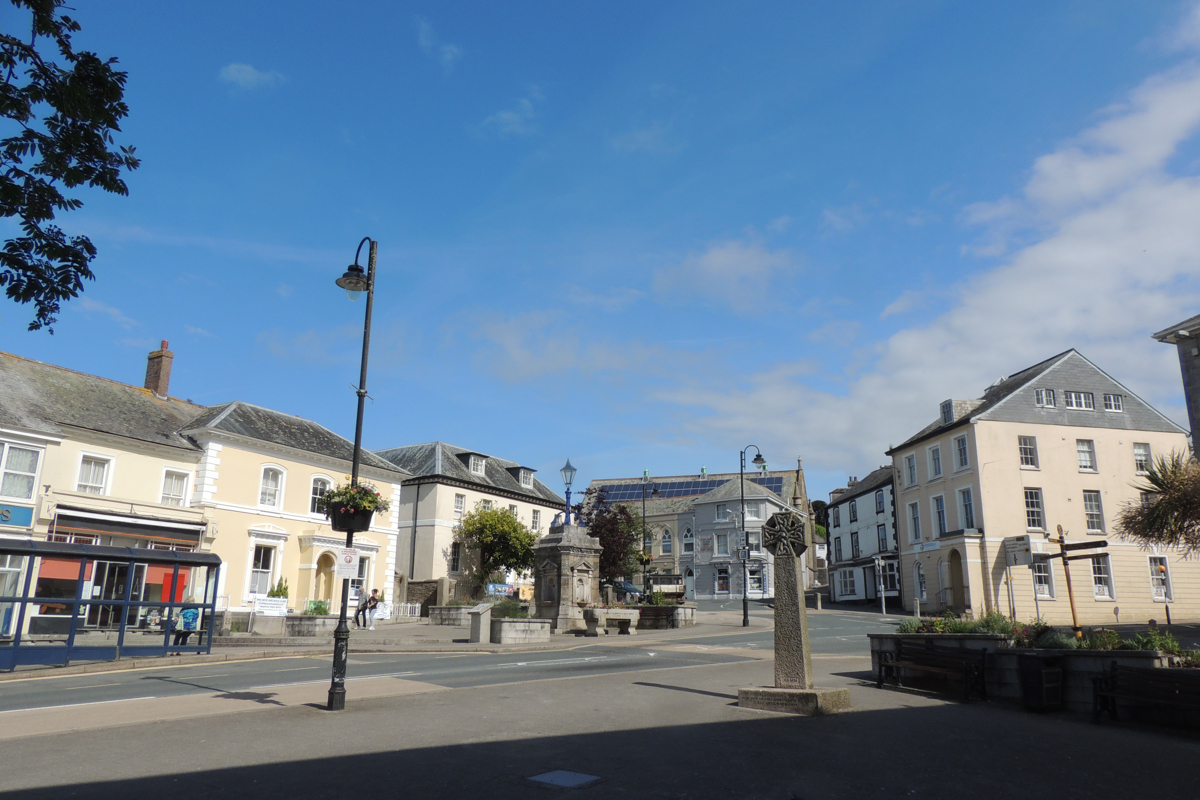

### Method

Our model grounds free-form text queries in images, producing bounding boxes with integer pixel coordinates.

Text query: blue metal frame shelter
[0,540,221,671]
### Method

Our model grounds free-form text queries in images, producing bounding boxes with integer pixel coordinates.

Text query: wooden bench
[877,640,988,702]
[1092,661,1200,723]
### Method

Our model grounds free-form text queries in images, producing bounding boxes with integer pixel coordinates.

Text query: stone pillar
[533,522,601,633]
[738,466,851,716]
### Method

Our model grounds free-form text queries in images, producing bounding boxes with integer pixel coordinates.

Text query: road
[0,608,901,714]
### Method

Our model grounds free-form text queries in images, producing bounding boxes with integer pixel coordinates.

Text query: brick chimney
[145,340,173,397]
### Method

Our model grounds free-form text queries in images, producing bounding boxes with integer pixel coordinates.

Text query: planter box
[327,507,373,532]
[636,604,696,629]
[490,617,552,644]
[429,606,472,626]
[870,633,1169,713]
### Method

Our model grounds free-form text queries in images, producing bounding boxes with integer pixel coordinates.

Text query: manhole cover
[529,770,600,789]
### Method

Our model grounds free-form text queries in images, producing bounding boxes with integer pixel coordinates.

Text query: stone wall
[490,618,552,644]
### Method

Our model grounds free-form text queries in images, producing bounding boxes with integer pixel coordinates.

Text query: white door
[684,569,695,599]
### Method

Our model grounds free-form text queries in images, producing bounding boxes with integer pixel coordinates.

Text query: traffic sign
[1003,535,1033,567]
[736,548,750,560]
[336,547,360,579]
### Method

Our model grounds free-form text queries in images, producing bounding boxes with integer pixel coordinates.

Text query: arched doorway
[684,569,695,599]
[316,552,336,603]
[948,549,966,612]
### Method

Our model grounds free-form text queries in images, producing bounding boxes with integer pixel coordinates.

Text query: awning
[52,508,205,546]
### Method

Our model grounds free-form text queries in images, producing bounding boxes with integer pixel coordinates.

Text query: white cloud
[652,239,797,315]
[219,63,284,90]
[880,289,929,319]
[820,203,867,233]
[767,215,793,233]
[656,45,1200,474]
[78,298,137,329]
[1164,2,1200,52]
[481,88,542,137]
[416,17,462,73]
[567,286,643,313]
[257,325,361,366]
[184,325,213,338]
[611,121,679,153]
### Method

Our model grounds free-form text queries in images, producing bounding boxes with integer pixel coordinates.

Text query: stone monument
[739,462,850,715]
[533,514,602,634]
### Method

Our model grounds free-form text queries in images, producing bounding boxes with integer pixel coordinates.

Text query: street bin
[1018,653,1063,712]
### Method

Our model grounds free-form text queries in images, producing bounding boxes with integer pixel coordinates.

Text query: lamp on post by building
[560,459,577,524]
[738,446,767,627]
[641,470,659,594]
[327,236,377,712]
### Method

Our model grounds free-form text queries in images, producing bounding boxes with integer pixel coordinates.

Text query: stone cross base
[737,686,851,716]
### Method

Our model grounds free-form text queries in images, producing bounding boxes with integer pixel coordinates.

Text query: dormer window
[520,469,532,488]
[1035,388,1055,408]
[940,401,953,425]
[469,455,485,475]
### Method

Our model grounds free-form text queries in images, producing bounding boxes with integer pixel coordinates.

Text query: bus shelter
[0,539,221,671]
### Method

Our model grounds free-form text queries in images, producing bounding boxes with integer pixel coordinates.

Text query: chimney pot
[145,340,174,397]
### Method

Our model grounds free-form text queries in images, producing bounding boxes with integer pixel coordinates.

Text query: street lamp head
[751,453,767,471]
[336,263,369,301]
[560,459,576,489]
[651,484,660,498]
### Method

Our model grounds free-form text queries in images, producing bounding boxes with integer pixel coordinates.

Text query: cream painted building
[886,349,1193,626]
[0,344,408,626]
[375,442,565,591]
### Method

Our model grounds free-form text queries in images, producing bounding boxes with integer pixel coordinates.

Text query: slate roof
[828,466,895,508]
[887,350,1072,454]
[0,351,204,451]
[181,402,409,477]
[694,477,785,505]
[374,442,564,506]
[1152,314,1200,343]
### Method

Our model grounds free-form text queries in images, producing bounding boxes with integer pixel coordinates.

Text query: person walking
[365,588,380,630]
[354,589,370,629]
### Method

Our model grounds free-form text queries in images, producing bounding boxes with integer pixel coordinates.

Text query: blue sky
[2,1,1200,502]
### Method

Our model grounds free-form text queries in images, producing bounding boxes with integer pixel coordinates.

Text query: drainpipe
[408,483,420,580]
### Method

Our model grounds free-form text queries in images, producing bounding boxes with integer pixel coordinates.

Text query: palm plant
[1116,452,1200,553]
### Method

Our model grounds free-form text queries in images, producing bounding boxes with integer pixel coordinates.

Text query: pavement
[3,606,1200,798]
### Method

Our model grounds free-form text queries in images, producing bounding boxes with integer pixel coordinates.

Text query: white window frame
[716,567,730,593]
[909,502,921,542]
[1076,439,1097,472]
[954,435,969,470]
[531,509,541,531]
[928,445,942,479]
[839,569,856,597]
[249,544,275,596]
[1083,490,1105,533]
[1103,393,1123,412]
[745,501,763,521]
[831,506,840,528]
[1033,560,1055,599]
[258,465,286,510]
[480,499,493,511]
[716,533,729,555]
[0,441,43,501]
[1133,443,1151,475]
[449,541,462,574]
[662,530,673,554]
[519,469,533,488]
[351,555,371,595]
[469,455,486,475]
[959,488,975,530]
[508,503,518,516]
[716,503,729,522]
[1035,388,1056,408]
[1091,555,1114,600]
[834,537,842,562]
[160,468,190,507]
[454,493,466,520]
[881,560,898,592]
[683,527,694,553]
[1018,436,1039,469]
[940,400,954,425]
[877,523,888,553]
[309,475,332,515]
[931,495,947,537]
[1149,556,1172,601]
[76,451,114,495]
[1064,390,1095,410]
[848,500,857,523]
[1024,488,1045,531]
[875,490,885,514]
[850,531,860,558]
[905,454,917,486]
[915,562,927,602]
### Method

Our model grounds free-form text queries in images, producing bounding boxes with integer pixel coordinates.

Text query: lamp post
[738,446,767,627]
[327,237,377,712]
[560,459,577,524]
[641,470,659,595]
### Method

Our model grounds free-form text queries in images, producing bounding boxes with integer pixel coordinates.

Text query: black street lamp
[641,470,659,595]
[327,236,377,712]
[560,459,577,524]
[738,446,767,627]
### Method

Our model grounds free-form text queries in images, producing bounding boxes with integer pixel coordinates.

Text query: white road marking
[1,696,157,713]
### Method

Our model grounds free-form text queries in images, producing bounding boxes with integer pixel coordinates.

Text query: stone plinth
[533,522,602,634]
[490,618,552,644]
[737,687,851,716]
[468,602,492,643]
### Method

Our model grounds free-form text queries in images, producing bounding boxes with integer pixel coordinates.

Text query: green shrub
[1013,620,1052,648]
[1177,650,1200,668]
[1034,630,1077,649]
[492,598,526,619]
[645,591,669,606]
[303,600,329,616]
[973,611,1017,636]
[1121,629,1182,655]
[1080,628,1120,650]
[896,617,920,633]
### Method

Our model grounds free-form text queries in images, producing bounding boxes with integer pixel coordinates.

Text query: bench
[1092,662,1200,723]
[877,640,988,702]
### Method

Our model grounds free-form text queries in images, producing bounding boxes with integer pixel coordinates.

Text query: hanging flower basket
[328,507,374,532]
[318,481,390,532]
